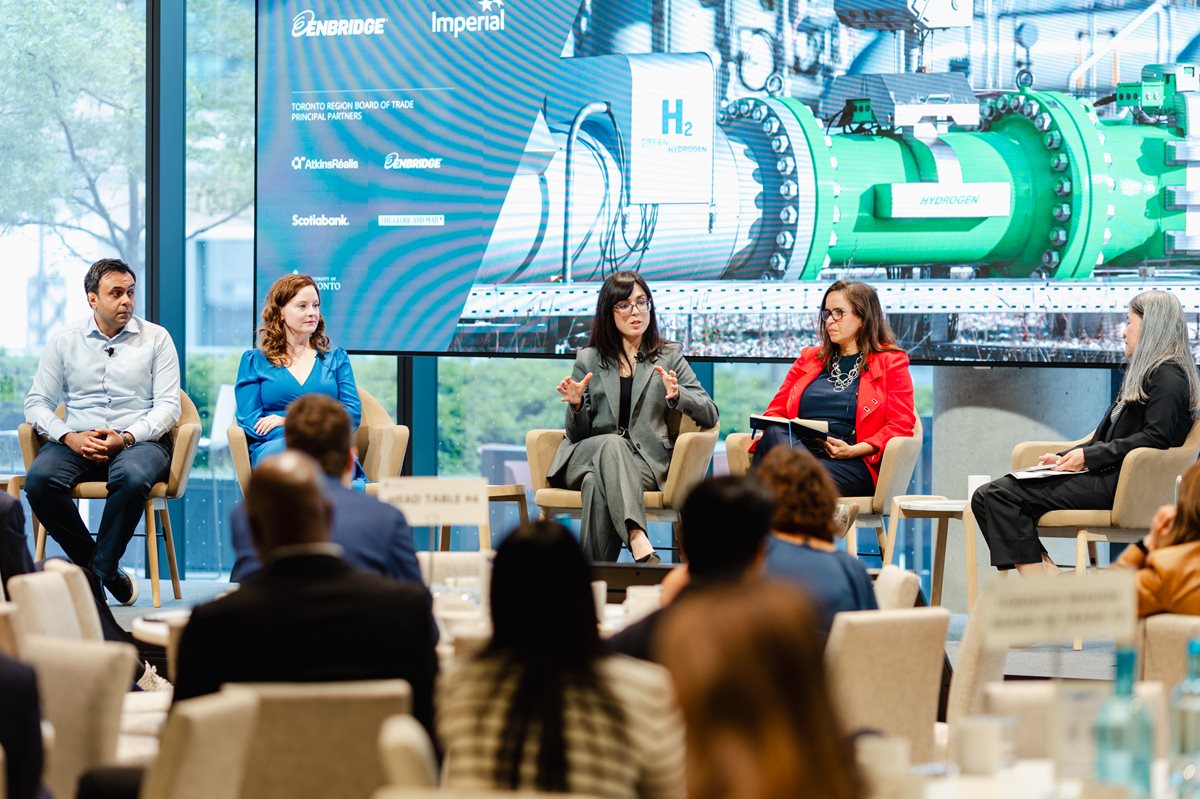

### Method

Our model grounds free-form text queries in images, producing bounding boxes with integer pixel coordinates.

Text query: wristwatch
[120,431,135,449]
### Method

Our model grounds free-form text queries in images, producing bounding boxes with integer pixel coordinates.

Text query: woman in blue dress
[235,274,363,472]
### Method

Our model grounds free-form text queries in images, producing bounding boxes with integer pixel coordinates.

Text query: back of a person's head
[1171,461,1200,547]
[756,446,838,540]
[488,521,600,666]
[284,394,352,478]
[681,476,774,580]
[246,450,332,556]
[655,579,862,799]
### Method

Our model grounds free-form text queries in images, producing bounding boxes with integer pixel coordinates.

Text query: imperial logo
[292,9,388,38]
[431,0,506,38]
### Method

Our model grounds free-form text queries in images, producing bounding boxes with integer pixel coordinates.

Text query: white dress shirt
[24,314,181,445]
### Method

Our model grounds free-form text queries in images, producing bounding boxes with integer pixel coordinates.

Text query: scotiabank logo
[431,0,506,38]
[292,10,388,37]
[292,213,350,227]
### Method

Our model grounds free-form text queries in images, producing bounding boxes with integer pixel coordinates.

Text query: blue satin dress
[234,347,364,481]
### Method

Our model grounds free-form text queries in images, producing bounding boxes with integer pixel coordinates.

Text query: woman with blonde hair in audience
[656,579,864,799]
[1114,460,1200,617]
[438,521,684,799]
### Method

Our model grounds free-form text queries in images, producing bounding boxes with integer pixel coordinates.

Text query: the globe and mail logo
[292,9,388,37]
[384,153,444,170]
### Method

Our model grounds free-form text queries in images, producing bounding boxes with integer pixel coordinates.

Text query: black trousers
[751,426,876,497]
[971,470,1119,568]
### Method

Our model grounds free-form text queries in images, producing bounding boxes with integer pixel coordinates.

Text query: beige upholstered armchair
[228,386,409,498]
[525,413,719,557]
[1010,417,1200,574]
[725,415,924,557]
[17,390,202,607]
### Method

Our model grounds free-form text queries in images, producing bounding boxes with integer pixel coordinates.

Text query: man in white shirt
[23,258,180,606]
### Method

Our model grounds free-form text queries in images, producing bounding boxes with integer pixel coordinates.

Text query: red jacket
[758,347,916,485]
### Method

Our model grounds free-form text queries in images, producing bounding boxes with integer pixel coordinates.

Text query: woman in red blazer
[751,280,916,496]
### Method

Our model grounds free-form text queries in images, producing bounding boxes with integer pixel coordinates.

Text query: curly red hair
[755,446,839,541]
[258,274,331,367]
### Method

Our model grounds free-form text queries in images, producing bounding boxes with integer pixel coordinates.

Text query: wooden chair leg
[439,526,452,551]
[145,504,161,608]
[1087,540,1099,568]
[478,520,491,552]
[34,519,46,562]
[882,503,903,566]
[873,524,887,554]
[515,493,529,527]
[1074,530,1087,651]
[963,510,979,612]
[931,518,949,606]
[845,524,858,559]
[159,504,182,600]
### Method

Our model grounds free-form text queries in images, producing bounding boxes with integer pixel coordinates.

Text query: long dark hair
[817,280,899,370]
[484,522,627,791]
[588,271,666,370]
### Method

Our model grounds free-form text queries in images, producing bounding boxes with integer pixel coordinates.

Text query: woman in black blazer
[973,290,1200,574]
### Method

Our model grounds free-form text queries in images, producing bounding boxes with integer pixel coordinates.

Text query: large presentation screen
[257,1,1200,364]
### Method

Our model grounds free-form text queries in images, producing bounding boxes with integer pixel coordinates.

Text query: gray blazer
[548,343,719,487]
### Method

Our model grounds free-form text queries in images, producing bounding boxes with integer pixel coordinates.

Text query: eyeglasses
[820,307,850,323]
[614,298,652,317]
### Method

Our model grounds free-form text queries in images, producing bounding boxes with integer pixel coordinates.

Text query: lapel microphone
[104,346,115,357]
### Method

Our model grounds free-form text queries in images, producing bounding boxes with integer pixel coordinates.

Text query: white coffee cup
[591,580,608,620]
[952,716,1005,776]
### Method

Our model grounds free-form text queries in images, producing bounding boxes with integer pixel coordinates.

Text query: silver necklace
[828,354,863,392]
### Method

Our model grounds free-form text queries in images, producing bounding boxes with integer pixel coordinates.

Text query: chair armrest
[363,424,410,481]
[17,423,40,470]
[227,424,252,496]
[1010,434,1092,471]
[165,423,202,496]
[661,429,719,508]
[1112,445,1199,530]
[872,433,922,513]
[525,430,565,492]
[724,433,752,477]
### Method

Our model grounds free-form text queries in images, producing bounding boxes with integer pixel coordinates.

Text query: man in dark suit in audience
[0,490,33,593]
[174,450,438,736]
[229,393,420,585]
[607,475,774,662]
[0,652,47,799]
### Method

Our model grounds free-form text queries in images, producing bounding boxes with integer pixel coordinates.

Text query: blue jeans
[24,440,171,581]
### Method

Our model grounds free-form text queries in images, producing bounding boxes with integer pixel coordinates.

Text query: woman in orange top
[751,280,916,496]
[1115,461,1200,617]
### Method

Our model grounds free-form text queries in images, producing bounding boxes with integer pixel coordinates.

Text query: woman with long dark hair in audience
[548,271,718,563]
[750,280,915,501]
[235,274,363,473]
[756,445,876,632]
[1114,460,1200,616]
[974,290,1199,575]
[438,521,684,799]
[657,579,864,799]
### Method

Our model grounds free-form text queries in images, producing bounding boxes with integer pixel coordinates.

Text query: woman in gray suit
[548,271,719,563]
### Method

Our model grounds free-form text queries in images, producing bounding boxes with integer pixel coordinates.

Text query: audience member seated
[1114,461,1200,616]
[438,521,684,799]
[757,446,877,632]
[174,451,438,738]
[0,652,46,799]
[656,579,863,799]
[229,394,419,584]
[608,475,774,662]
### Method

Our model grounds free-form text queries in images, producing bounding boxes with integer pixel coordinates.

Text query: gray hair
[1120,290,1200,414]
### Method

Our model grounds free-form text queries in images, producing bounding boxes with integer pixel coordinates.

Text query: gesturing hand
[654,366,679,401]
[557,372,593,408]
[254,414,285,436]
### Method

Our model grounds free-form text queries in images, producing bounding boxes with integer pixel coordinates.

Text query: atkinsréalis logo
[431,0,506,38]
[292,9,388,37]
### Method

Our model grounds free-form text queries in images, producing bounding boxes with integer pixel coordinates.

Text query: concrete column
[931,366,1113,612]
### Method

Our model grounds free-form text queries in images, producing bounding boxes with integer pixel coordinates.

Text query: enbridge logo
[384,153,444,170]
[292,9,388,37]
[431,0,507,38]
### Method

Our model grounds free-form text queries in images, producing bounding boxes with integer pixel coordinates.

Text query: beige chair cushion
[416,552,483,584]
[378,714,438,788]
[1140,613,1200,688]
[873,566,921,611]
[139,691,259,799]
[42,560,104,641]
[7,572,84,641]
[1036,509,1113,529]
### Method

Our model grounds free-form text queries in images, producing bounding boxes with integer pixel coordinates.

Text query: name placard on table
[377,477,489,527]
[980,570,1137,648]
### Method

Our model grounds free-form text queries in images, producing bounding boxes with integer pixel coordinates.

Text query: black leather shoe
[635,552,662,565]
[103,569,139,606]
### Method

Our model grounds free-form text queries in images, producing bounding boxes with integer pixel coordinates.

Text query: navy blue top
[763,535,877,632]
[797,354,862,441]
[235,346,362,466]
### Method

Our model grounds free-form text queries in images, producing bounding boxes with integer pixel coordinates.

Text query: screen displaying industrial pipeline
[257,0,1200,364]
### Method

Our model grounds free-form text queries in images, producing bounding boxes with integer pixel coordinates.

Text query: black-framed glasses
[615,298,652,316]
[820,307,849,323]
